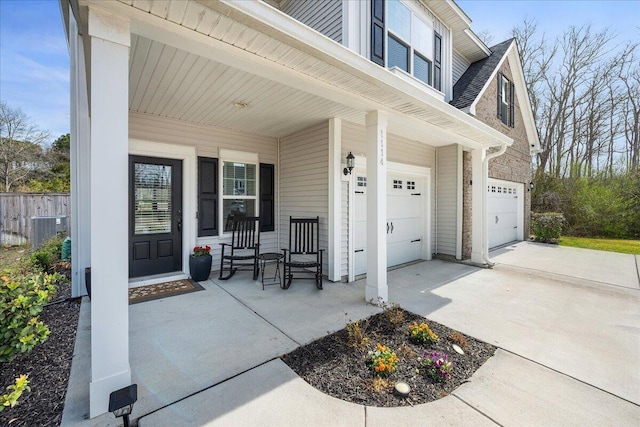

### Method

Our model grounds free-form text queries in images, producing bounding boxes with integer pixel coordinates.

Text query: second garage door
[487,178,521,249]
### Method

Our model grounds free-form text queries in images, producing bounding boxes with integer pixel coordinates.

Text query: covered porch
[62,259,478,426]
[62,0,511,416]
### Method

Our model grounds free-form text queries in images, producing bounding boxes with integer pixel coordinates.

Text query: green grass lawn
[559,236,640,255]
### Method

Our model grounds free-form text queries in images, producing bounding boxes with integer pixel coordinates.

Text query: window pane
[388,0,410,41]
[414,53,431,85]
[388,35,409,72]
[222,199,256,232]
[223,162,256,196]
[502,78,510,105]
[412,15,432,58]
[134,163,172,235]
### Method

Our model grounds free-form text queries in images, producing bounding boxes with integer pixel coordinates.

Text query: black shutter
[509,81,515,127]
[434,32,442,91]
[259,163,275,232]
[371,0,385,66]
[497,71,503,121]
[198,157,218,237]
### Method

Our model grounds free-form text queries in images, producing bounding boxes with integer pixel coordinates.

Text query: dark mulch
[282,308,496,407]
[0,281,81,427]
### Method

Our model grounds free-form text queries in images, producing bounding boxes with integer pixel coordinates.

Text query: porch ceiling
[84,0,512,147]
[129,35,363,138]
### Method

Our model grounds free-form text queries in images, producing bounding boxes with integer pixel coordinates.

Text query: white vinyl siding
[452,49,470,86]
[129,112,279,270]
[436,144,458,256]
[341,180,349,278]
[279,122,330,274]
[278,0,342,44]
[341,120,436,254]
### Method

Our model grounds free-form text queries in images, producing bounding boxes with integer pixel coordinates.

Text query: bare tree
[0,102,50,191]
[476,29,494,46]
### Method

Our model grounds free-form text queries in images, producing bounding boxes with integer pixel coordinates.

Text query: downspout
[482,143,508,266]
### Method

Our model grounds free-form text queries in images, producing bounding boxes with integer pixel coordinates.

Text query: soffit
[85,0,510,147]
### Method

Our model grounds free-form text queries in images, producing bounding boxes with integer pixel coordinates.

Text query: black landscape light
[109,384,137,427]
[343,151,355,175]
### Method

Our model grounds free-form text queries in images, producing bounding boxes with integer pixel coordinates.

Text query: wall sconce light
[343,151,355,175]
[109,384,137,427]
[528,181,534,192]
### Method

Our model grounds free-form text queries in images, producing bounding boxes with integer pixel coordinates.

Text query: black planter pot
[189,254,212,281]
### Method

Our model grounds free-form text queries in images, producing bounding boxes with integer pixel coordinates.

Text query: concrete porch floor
[61,242,640,426]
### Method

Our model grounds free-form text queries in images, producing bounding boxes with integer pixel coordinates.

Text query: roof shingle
[450,39,514,110]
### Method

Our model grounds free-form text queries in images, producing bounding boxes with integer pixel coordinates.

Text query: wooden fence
[0,193,71,245]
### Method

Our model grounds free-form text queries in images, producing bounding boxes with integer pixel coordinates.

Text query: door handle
[177,218,182,233]
[387,222,389,234]
[390,222,394,233]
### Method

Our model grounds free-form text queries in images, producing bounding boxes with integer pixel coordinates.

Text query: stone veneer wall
[462,151,472,258]
[462,59,533,259]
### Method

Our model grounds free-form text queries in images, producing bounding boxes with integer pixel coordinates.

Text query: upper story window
[497,71,515,127]
[384,0,435,87]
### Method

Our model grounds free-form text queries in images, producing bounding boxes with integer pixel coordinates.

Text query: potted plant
[189,245,212,281]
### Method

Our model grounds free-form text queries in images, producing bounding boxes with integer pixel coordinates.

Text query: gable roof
[450,38,513,110]
[450,38,541,152]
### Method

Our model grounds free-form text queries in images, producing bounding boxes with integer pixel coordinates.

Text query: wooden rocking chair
[282,216,324,290]
[219,216,260,280]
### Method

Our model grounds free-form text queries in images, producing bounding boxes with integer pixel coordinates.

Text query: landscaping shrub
[345,319,369,351]
[531,212,564,243]
[0,271,57,362]
[0,375,30,412]
[0,248,63,411]
[29,233,66,273]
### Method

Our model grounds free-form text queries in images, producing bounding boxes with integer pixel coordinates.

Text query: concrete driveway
[395,242,640,406]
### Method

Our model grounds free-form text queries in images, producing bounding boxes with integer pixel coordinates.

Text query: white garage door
[354,172,425,275]
[487,179,519,249]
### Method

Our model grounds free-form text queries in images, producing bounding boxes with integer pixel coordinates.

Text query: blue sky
[0,0,638,144]
[458,0,640,47]
[1,0,68,143]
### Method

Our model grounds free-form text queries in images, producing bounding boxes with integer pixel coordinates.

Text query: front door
[129,156,183,278]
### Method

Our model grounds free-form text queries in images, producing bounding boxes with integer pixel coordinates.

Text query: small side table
[258,253,283,290]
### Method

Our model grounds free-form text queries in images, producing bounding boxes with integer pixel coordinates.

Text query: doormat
[129,279,205,305]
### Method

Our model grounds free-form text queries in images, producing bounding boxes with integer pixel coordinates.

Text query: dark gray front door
[129,156,183,278]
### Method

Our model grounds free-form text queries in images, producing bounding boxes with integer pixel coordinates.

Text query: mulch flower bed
[0,281,81,427]
[282,308,496,407]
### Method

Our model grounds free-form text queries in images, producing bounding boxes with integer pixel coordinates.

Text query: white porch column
[328,118,342,282]
[470,148,486,264]
[69,8,91,298]
[365,111,388,303]
[87,8,131,418]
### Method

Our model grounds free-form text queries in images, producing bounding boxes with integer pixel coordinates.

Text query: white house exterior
[59,0,539,417]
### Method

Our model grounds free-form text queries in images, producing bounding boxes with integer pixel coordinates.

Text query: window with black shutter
[259,163,275,232]
[497,71,514,127]
[433,32,442,91]
[371,0,385,66]
[198,157,218,237]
